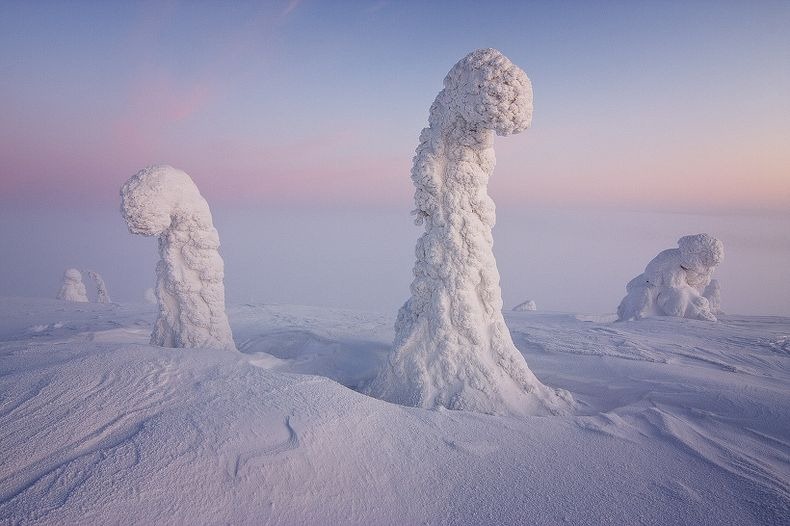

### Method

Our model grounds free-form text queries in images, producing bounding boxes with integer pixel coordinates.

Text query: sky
[0,1,788,314]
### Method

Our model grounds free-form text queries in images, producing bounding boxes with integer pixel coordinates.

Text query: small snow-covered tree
[617,233,724,322]
[121,165,235,351]
[367,49,572,416]
[86,270,110,303]
[144,288,157,304]
[703,279,724,315]
[57,268,89,302]
[513,300,537,312]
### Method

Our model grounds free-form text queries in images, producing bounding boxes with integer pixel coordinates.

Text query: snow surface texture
[86,270,110,304]
[513,299,537,311]
[120,165,235,351]
[618,234,724,322]
[367,49,571,416]
[55,268,88,302]
[0,297,788,525]
[704,279,724,315]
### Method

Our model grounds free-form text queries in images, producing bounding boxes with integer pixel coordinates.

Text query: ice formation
[617,234,724,322]
[367,49,571,416]
[56,268,89,302]
[121,165,235,351]
[513,300,537,312]
[703,279,724,315]
[86,270,110,303]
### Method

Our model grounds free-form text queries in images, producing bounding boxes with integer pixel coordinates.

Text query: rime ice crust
[87,270,110,303]
[367,49,572,417]
[56,268,89,302]
[121,165,235,351]
[513,300,537,312]
[617,234,724,322]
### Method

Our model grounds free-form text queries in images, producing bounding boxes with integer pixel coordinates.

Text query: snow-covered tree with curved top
[121,165,235,351]
[57,268,89,302]
[86,270,110,303]
[367,49,572,416]
[617,233,724,322]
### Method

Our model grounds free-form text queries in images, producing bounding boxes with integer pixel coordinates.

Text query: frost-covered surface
[120,165,235,351]
[86,270,110,303]
[704,279,724,315]
[618,234,724,322]
[0,297,788,525]
[55,268,88,303]
[368,49,570,416]
[513,299,537,311]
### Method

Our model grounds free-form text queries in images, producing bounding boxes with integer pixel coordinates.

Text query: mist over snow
[0,205,787,317]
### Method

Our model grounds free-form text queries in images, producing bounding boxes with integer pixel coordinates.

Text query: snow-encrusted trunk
[121,165,235,351]
[367,49,571,416]
[87,270,110,303]
[703,279,723,315]
[57,268,89,302]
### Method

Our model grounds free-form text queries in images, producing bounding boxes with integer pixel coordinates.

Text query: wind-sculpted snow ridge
[86,270,110,303]
[120,165,235,351]
[618,234,724,322]
[367,49,572,417]
[56,268,88,303]
[513,300,537,312]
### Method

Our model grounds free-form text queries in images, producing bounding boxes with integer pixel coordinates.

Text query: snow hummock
[367,49,571,417]
[618,234,724,322]
[56,268,88,302]
[120,165,235,351]
[513,300,537,311]
[86,270,110,303]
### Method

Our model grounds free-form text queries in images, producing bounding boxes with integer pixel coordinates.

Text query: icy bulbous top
[442,48,533,135]
[121,165,212,236]
[678,233,724,269]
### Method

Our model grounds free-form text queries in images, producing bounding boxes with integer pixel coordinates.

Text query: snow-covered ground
[1,297,788,525]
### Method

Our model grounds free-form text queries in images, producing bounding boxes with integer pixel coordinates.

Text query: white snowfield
[121,165,235,352]
[369,48,570,417]
[55,268,88,303]
[0,297,788,525]
[618,233,724,322]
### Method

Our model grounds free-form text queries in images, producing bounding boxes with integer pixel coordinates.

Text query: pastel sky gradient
[1,0,788,211]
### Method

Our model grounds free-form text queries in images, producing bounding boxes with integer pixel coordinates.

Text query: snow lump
[513,300,537,312]
[121,165,235,351]
[617,233,724,322]
[56,268,89,302]
[367,49,572,417]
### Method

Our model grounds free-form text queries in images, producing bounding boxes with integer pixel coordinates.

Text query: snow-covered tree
[513,300,537,312]
[56,268,89,302]
[367,49,572,416]
[617,233,724,322]
[144,288,157,304]
[121,165,235,351]
[86,270,110,303]
[703,279,724,315]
